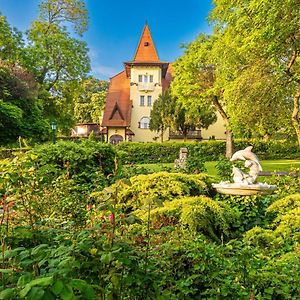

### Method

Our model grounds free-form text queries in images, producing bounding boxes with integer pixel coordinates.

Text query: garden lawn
[137,159,300,178]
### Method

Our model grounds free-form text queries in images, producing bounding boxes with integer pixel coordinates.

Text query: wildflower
[108,213,115,223]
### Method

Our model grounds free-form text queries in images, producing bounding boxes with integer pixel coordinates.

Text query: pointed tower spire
[133,23,159,62]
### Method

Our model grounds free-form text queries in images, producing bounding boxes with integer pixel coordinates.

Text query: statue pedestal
[212,182,277,196]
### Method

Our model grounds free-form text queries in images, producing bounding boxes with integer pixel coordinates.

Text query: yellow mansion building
[101,24,225,143]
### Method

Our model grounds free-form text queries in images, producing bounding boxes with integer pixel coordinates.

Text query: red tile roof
[162,63,173,90]
[102,25,173,130]
[134,24,159,62]
[101,71,132,127]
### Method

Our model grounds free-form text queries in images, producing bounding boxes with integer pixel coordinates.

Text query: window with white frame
[138,74,154,83]
[140,95,145,106]
[147,95,152,106]
[139,117,150,129]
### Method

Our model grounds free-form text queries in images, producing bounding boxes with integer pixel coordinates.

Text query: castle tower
[101,23,172,144]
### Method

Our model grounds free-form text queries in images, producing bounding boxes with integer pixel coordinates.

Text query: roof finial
[145,19,148,26]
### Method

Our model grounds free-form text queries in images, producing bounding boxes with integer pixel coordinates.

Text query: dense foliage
[149,89,216,142]
[1,144,300,298]
[172,0,300,149]
[0,141,118,227]
[117,140,299,164]
[0,62,49,144]
[0,1,109,145]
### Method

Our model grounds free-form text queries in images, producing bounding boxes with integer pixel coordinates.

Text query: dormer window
[144,42,149,46]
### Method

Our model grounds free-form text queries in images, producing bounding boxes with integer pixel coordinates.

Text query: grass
[137,159,300,178]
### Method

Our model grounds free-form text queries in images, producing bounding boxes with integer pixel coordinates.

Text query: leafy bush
[217,194,276,234]
[0,141,119,227]
[0,228,160,300]
[106,172,213,211]
[135,196,237,242]
[31,140,118,180]
[185,149,207,173]
[149,235,253,299]
[215,155,232,181]
[117,142,185,164]
[244,194,300,252]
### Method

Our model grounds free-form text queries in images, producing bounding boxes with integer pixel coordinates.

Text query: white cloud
[92,65,119,80]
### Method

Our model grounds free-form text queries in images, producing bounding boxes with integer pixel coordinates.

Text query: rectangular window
[140,95,145,106]
[149,75,153,83]
[144,75,148,83]
[147,95,152,106]
[138,75,143,82]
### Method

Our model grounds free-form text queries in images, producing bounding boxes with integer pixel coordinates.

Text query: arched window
[139,117,150,129]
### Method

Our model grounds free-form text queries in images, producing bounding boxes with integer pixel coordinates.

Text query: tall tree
[149,90,175,142]
[210,0,300,146]
[73,78,109,123]
[171,34,233,157]
[150,89,216,142]
[0,61,49,144]
[38,0,88,35]
[24,0,91,130]
[0,14,24,63]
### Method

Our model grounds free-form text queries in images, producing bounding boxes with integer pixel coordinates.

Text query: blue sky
[0,0,213,80]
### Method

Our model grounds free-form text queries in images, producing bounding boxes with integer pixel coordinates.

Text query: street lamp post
[51,121,57,144]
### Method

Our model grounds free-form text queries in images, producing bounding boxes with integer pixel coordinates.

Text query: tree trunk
[292,89,300,147]
[225,129,233,158]
[160,127,164,143]
[212,96,233,158]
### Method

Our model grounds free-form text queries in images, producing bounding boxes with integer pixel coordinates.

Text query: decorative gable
[109,102,125,120]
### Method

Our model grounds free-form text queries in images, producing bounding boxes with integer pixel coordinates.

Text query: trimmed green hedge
[1,139,299,163]
[117,140,299,164]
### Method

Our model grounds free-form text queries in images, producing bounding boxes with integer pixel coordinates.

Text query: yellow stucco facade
[129,65,169,142]
[101,24,226,144]
[201,112,226,140]
[107,127,126,144]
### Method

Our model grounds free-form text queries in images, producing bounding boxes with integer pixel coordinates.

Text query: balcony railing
[169,130,202,140]
[138,83,155,91]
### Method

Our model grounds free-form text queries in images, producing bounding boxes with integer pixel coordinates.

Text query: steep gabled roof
[133,23,159,62]
[162,63,173,90]
[101,71,131,127]
[124,23,169,77]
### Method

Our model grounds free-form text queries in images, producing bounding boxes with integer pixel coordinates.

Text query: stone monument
[174,148,188,170]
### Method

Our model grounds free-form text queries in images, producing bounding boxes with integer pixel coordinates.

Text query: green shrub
[217,194,276,234]
[116,139,299,165]
[243,194,300,252]
[31,140,118,180]
[267,193,300,217]
[185,149,207,173]
[117,141,185,164]
[136,196,237,242]
[215,155,232,180]
[108,172,214,211]
[0,141,119,227]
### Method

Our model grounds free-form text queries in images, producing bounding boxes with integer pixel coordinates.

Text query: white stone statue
[212,146,277,195]
[230,146,262,172]
[232,166,246,183]
[230,146,263,184]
